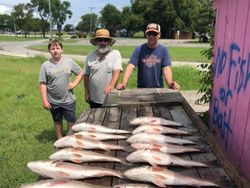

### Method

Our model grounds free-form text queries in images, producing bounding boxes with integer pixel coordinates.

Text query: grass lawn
[0,35,44,41]
[30,45,209,62]
[0,54,203,188]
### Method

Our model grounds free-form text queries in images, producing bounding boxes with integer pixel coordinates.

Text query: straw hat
[90,29,116,46]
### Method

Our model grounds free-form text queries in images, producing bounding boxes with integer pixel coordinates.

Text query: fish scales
[27,160,123,180]
[124,166,219,187]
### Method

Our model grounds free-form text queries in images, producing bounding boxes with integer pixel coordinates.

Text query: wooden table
[71,89,248,188]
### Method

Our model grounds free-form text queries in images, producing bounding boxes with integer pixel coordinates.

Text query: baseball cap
[146,23,161,33]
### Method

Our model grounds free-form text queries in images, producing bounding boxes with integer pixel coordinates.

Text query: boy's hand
[68,82,75,90]
[42,100,51,110]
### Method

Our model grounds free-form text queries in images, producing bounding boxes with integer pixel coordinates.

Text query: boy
[39,39,83,139]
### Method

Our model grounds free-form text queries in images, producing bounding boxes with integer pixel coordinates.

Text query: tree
[193,0,215,36]
[120,6,144,37]
[63,24,74,32]
[28,0,72,38]
[53,0,72,37]
[172,0,199,31]
[0,14,13,32]
[30,18,43,35]
[28,0,50,38]
[99,4,122,36]
[130,0,177,38]
[76,13,98,33]
[12,3,33,37]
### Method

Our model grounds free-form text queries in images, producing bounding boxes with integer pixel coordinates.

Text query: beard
[96,45,110,54]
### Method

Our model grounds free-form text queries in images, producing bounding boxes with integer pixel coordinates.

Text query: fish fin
[71,148,81,152]
[120,158,133,166]
[86,127,95,131]
[76,141,84,146]
[57,170,70,177]
[71,154,82,163]
[153,175,167,187]
[151,147,161,152]
[153,127,161,133]
[71,158,82,163]
[122,146,132,152]
[152,166,165,171]
[90,135,97,138]
[152,156,162,161]
[74,134,84,139]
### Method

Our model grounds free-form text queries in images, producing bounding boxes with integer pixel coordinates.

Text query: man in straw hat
[117,23,180,90]
[83,28,122,108]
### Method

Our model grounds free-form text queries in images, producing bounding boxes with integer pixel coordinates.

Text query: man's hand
[169,81,180,90]
[116,83,126,90]
[103,84,114,95]
[85,93,90,103]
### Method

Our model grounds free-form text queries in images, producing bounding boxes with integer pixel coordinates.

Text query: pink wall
[210,0,250,181]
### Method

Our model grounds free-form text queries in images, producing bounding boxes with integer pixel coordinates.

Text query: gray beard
[96,46,110,54]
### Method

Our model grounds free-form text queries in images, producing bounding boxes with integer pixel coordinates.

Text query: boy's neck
[51,56,62,64]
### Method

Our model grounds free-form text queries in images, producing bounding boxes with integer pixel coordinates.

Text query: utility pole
[48,0,53,40]
[89,7,95,37]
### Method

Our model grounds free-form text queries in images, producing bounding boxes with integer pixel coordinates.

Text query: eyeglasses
[147,32,158,37]
[96,38,110,42]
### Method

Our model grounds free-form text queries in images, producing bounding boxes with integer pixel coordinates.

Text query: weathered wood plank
[103,89,182,106]
[113,106,137,186]
[170,105,235,187]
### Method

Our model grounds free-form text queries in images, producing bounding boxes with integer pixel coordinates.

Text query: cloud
[0,4,12,15]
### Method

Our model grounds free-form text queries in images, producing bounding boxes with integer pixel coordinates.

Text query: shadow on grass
[35,129,56,143]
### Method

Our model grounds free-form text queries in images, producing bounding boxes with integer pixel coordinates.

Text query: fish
[27,160,123,179]
[20,179,112,188]
[124,166,219,187]
[131,142,202,154]
[126,149,207,168]
[49,147,126,164]
[72,122,130,134]
[130,116,181,126]
[113,183,155,188]
[54,135,126,151]
[74,131,127,140]
[132,124,189,135]
[127,133,195,145]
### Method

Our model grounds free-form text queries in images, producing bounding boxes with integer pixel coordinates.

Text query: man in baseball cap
[117,23,180,90]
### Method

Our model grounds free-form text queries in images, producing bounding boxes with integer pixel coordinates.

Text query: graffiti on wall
[212,42,250,148]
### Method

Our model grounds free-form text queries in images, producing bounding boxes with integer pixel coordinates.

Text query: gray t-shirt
[84,49,122,103]
[39,57,82,105]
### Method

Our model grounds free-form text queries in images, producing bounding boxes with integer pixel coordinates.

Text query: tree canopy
[1,0,214,39]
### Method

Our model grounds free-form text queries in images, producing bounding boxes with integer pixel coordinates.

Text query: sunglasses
[96,38,110,42]
[147,32,158,37]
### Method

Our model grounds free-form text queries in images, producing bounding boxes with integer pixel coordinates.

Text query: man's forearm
[122,64,135,86]
[109,69,121,88]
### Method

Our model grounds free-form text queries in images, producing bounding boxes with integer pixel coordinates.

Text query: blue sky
[0,0,131,25]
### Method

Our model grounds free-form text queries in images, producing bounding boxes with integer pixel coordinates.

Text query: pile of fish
[20,116,219,188]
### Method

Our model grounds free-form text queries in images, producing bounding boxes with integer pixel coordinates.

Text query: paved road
[0,38,209,66]
[0,38,209,112]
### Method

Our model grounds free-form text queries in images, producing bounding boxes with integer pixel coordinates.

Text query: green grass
[0,35,44,41]
[0,54,202,188]
[30,45,208,62]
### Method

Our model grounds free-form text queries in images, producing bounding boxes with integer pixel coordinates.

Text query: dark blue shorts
[50,102,76,123]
